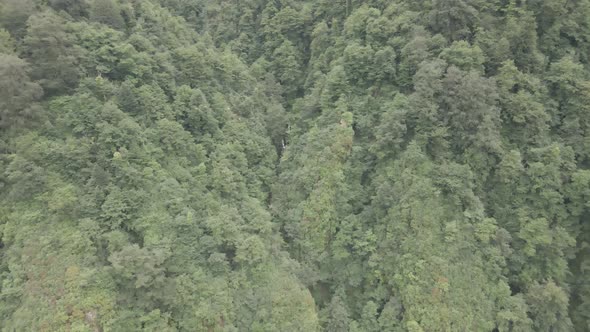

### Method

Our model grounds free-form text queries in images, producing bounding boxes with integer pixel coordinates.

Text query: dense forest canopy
[1,0,590,330]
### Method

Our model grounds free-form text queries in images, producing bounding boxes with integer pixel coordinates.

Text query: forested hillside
[1,0,589,330]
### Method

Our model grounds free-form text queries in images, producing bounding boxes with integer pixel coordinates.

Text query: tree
[0,29,15,54]
[271,39,304,100]
[0,54,42,130]
[429,0,480,40]
[526,281,573,331]
[48,0,89,18]
[23,11,80,94]
[0,0,35,39]
[546,56,590,162]
[90,0,125,29]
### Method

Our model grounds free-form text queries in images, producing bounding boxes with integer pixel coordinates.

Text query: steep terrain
[1,0,590,331]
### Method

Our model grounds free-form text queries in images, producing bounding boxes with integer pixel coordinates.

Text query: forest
[0,0,589,330]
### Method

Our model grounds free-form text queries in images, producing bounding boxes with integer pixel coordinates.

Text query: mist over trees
[1,0,589,331]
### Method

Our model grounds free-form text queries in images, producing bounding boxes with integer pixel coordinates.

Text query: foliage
[1,0,590,331]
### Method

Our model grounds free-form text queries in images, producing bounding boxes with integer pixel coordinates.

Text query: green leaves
[440,41,485,73]
[23,10,80,94]
[90,0,126,29]
[2,0,590,330]
[0,53,42,130]
[526,281,573,331]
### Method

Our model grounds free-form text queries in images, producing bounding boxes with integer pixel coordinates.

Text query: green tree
[90,0,125,29]
[0,54,42,130]
[0,0,35,39]
[23,10,80,94]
